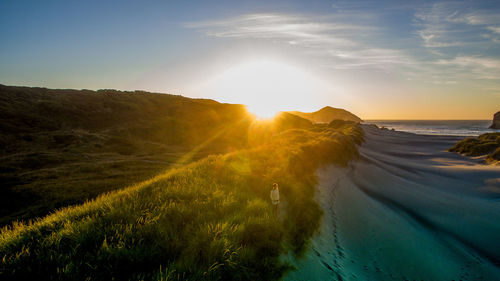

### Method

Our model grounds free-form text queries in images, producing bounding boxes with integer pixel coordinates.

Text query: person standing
[270,183,280,219]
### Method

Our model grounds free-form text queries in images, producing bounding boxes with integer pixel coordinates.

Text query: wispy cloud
[186,3,500,87]
[414,2,500,48]
[186,13,415,70]
[411,1,500,83]
[186,14,364,43]
[436,56,500,69]
[487,26,500,34]
[435,56,500,80]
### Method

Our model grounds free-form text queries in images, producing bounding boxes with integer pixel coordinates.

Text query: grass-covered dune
[448,132,500,164]
[0,84,254,225]
[0,119,363,280]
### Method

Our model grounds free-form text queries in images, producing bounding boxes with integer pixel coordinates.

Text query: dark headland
[490,111,500,129]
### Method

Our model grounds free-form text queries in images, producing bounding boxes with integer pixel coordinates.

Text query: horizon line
[1,83,496,121]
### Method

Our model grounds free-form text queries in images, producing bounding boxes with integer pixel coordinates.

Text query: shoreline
[285,125,500,280]
[363,120,500,137]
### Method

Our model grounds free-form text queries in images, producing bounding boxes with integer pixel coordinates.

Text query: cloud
[488,26,500,34]
[186,13,415,70]
[435,56,500,80]
[185,14,369,47]
[185,6,500,86]
[463,12,500,25]
[436,56,500,69]
[414,2,500,47]
[411,2,500,83]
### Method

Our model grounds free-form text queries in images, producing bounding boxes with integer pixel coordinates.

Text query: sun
[199,60,329,119]
[246,104,280,119]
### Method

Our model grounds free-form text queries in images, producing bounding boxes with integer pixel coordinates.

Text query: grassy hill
[289,106,362,123]
[0,84,253,225]
[0,84,364,280]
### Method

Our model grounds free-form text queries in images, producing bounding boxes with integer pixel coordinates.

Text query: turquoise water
[365,120,499,136]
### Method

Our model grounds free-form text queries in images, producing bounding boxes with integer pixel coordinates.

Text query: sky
[1,0,500,119]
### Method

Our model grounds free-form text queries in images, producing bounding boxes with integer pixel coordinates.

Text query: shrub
[449,133,500,163]
[486,147,500,163]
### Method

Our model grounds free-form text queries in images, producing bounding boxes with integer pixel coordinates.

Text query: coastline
[363,120,500,137]
[285,125,500,280]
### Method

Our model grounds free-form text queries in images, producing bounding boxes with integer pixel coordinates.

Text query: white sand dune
[285,125,500,281]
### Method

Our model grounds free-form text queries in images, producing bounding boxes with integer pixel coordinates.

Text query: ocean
[365,120,500,137]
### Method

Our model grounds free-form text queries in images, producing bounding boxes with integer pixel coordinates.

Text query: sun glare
[199,60,330,119]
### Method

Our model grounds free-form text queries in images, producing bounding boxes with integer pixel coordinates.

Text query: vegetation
[0,84,252,225]
[448,133,500,164]
[0,85,364,280]
[0,119,363,280]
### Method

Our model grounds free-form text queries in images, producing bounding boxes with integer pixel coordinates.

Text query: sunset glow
[2,1,500,280]
[199,60,330,118]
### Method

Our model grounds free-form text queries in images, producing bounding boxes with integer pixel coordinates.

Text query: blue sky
[1,0,500,119]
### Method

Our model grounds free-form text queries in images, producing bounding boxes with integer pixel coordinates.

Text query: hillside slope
[0,92,364,280]
[0,84,253,224]
[289,106,362,123]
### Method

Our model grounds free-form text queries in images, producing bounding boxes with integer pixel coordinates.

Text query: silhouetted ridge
[289,106,361,123]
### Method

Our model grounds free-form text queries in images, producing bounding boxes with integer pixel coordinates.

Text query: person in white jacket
[270,183,280,219]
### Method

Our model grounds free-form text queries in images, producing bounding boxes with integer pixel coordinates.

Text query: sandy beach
[286,125,500,280]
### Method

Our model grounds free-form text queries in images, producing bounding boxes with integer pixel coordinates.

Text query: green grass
[0,84,364,279]
[0,84,252,225]
[0,121,363,280]
[448,132,500,164]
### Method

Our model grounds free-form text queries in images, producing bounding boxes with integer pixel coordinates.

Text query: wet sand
[285,125,500,280]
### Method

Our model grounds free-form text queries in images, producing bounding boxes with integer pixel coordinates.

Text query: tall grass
[449,132,500,163]
[0,84,252,224]
[0,121,363,280]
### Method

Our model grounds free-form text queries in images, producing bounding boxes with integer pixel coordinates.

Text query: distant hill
[289,106,362,123]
